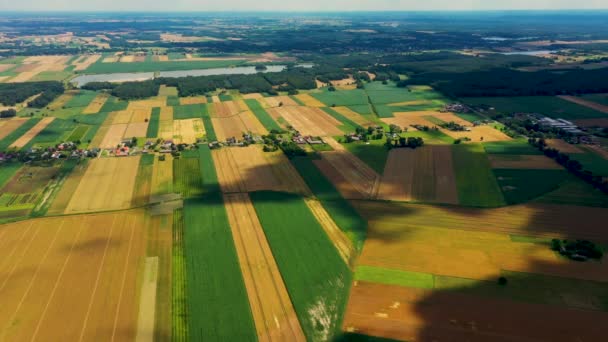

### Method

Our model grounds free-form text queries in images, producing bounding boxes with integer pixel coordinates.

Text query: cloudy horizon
[2,0,608,12]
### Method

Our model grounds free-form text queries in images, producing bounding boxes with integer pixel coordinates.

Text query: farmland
[2,11,608,342]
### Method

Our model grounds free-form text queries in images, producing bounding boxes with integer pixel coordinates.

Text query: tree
[498,277,508,286]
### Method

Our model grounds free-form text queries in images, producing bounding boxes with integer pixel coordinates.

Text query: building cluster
[538,117,585,135]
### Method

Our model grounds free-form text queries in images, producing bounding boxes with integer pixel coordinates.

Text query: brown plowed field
[573,118,608,128]
[378,146,458,204]
[0,117,28,140]
[64,156,140,213]
[488,155,563,169]
[83,93,109,114]
[355,200,608,281]
[343,282,608,342]
[242,93,264,100]
[304,198,354,264]
[213,146,309,195]
[383,111,472,131]
[333,107,376,127]
[313,159,366,200]
[212,111,267,141]
[261,96,298,108]
[277,106,343,136]
[294,94,325,107]
[320,138,379,198]
[546,139,584,153]
[0,210,145,342]
[559,95,608,113]
[224,193,306,342]
[9,117,54,149]
[179,96,207,105]
[209,101,249,117]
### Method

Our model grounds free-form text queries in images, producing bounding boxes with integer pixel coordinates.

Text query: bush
[498,277,508,286]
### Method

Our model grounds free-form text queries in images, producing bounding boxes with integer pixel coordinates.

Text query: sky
[1,0,608,12]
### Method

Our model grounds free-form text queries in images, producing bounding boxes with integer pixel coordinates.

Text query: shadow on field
[345,197,608,341]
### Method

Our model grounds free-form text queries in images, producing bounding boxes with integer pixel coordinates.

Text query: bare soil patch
[488,155,563,169]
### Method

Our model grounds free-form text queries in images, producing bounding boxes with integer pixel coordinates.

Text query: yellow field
[82,93,110,114]
[0,117,29,140]
[179,96,207,105]
[0,210,146,341]
[172,118,205,144]
[72,54,101,71]
[48,91,76,110]
[9,117,55,149]
[294,94,325,107]
[64,156,141,213]
[355,200,608,282]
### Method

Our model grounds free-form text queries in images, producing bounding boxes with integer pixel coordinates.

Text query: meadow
[82,59,247,74]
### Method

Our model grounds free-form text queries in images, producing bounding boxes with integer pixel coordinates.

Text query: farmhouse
[538,117,585,134]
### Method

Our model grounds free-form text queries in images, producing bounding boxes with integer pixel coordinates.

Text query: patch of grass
[291,157,367,249]
[173,157,203,198]
[25,118,77,149]
[341,138,389,174]
[167,96,180,106]
[321,107,362,133]
[173,104,204,120]
[250,191,352,342]
[365,82,446,105]
[310,143,334,152]
[66,125,90,142]
[158,85,178,97]
[200,104,216,141]
[99,96,128,112]
[569,148,608,176]
[454,112,487,123]
[147,107,160,138]
[172,209,188,342]
[536,177,608,207]
[83,59,247,74]
[0,162,22,189]
[483,140,542,155]
[64,90,97,108]
[494,169,569,204]
[463,96,608,120]
[244,99,281,131]
[452,144,506,207]
[218,93,232,101]
[402,129,454,145]
[183,197,256,341]
[355,266,435,289]
[0,117,41,150]
[311,89,369,107]
[347,104,373,115]
[30,71,72,82]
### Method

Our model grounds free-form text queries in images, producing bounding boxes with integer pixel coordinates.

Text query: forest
[0,81,64,107]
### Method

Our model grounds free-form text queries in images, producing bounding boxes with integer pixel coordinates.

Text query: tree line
[0,81,64,107]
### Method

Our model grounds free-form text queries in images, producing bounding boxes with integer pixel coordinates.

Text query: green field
[291,156,367,249]
[341,138,389,174]
[66,125,90,142]
[99,96,128,112]
[183,197,256,341]
[463,96,608,120]
[580,94,608,106]
[173,104,204,120]
[64,90,97,108]
[322,107,362,133]
[200,105,216,141]
[83,59,247,74]
[198,145,221,194]
[0,162,22,189]
[25,118,76,149]
[354,265,435,289]
[453,144,506,207]
[483,140,542,155]
[244,99,281,131]
[494,169,569,204]
[568,148,608,176]
[536,177,608,207]
[167,96,180,106]
[172,209,188,342]
[147,107,161,138]
[0,117,41,150]
[250,191,352,341]
[311,89,369,107]
[219,93,232,101]
[173,155,204,198]
[347,104,374,115]
[365,82,446,105]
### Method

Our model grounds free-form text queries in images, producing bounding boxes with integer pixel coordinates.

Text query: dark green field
[452,143,506,207]
[463,96,608,119]
[291,157,367,249]
[83,59,247,74]
[250,191,352,341]
[173,104,205,120]
[483,140,542,155]
[244,99,281,131]
[494,169,569,204]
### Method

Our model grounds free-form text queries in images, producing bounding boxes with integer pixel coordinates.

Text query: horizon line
[2,9,608,13]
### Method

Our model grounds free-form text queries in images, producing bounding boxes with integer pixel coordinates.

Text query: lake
[71,64,314,87]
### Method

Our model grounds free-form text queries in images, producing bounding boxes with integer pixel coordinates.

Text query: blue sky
[1,0,607,11]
